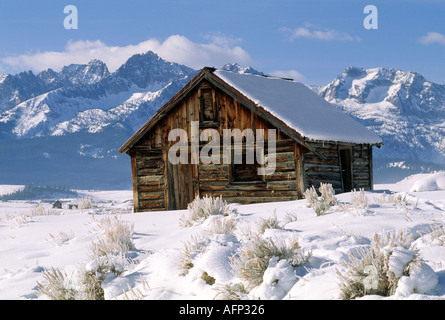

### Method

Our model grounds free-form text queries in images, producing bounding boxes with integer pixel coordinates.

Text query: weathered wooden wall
[351,144,373,190]
[302,142,372,195]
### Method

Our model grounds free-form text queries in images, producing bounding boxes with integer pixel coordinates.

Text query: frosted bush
[304,183,336,216]
[429,223,445,246]
[180,195,238,228]
[203,215,237,236]
[78,267,105,300]
[232,236,310,290]
[350,188,369,214]
[122,276,150,300]
[37,266,105,300]
[337,188,369,215]
[304,186,318,208]
[313,201,331,216]
[38,216,136,300]
[337,230,437,299]
[214,282,249,300]
[49,230,74,246]
[89,216,135,276]
[178,234,206,276]
[257,210,281,234]
[78,196,93,210]
[37,267,78,300]
[319,183,336,206]
[283,211,298,225]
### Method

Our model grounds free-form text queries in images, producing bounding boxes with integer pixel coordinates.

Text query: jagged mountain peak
[115,51,196,89]
[318,65,445,173]
[221,63,265,76]
[320,66,443,111]
[60,59,110,85]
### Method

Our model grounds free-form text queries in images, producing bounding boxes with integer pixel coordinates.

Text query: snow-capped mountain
[0,51,197,188]
[318,66,445,182]
[0,51,196,138]
[1,54,444,188]
[221,63,265,76]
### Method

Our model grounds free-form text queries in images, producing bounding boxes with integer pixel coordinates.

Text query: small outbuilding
[52,200,62,209]
[119,67,382,212]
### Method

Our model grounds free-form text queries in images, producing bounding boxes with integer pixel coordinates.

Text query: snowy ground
[1,174,445,300]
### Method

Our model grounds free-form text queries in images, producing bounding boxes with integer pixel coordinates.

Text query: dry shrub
[37,267,105,300]
[79,268,105,300]
[89,216,135,276]
[204,216,237,236]
[49,231,74,247]
[37,267,77,300]
[180,195,238,228]
[178,234,206,276]
[305,183,336,216]
[429,223,445,246]
[232,236,310,290]
[214,282,249,300]
[257,210,281,234]
[78,196,93,210]
[304,186,318,208]
[337,230,417,299]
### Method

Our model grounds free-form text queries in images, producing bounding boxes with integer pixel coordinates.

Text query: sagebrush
[337,230,418,299]
[180,195,238,228]
[231,236,310,290]
[304,183,336,216]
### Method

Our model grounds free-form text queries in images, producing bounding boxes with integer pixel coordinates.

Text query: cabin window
[200,88,217,122]
[231,146,265,183]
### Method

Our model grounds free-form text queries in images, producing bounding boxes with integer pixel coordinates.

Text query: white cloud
[270,69,305,82]
[282,23,360,42]
[418,32,445,45]
[1,34,252,73]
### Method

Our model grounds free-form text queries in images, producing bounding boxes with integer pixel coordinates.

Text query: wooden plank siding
[128,77,374,211]
[302,142,373,195]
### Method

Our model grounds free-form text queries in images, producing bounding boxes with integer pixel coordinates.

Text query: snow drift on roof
[213,70,382,145]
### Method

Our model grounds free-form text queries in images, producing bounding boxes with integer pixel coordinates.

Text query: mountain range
[317,66,445,182]
[0,52,443,188]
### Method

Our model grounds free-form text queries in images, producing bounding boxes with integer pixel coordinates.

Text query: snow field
[1,175,445,300]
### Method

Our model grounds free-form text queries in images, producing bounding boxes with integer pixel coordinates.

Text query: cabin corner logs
[122,72,375,212]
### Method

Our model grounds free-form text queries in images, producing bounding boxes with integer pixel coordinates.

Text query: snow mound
[409,172,445,192]
[249,257,297,300]
[395,262,438,297]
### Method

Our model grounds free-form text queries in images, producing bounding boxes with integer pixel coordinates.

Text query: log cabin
[119,67,382,212]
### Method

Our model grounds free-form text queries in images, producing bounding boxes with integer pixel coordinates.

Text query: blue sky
[0,0,444,85]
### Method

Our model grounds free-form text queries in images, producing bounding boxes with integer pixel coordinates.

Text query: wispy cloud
[1,34,252,73]
[418,32,445,45]
[270,69,305,82]
[281,23,360,42]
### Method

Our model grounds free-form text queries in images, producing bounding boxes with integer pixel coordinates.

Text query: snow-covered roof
[213,69,382,145]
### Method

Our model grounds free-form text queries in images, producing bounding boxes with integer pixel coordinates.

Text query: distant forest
[0,184,78,201]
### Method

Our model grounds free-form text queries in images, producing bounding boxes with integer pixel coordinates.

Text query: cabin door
[339,147,352,193]
[166,153,198,210]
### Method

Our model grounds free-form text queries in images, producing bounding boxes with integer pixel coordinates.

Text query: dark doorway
[339,148,352,193]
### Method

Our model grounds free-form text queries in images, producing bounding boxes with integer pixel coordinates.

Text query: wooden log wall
[131,150,165,212]
[302,142,372,195]
[352,144,372,190]
[198,139,300,205]
[303,142,343,194]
